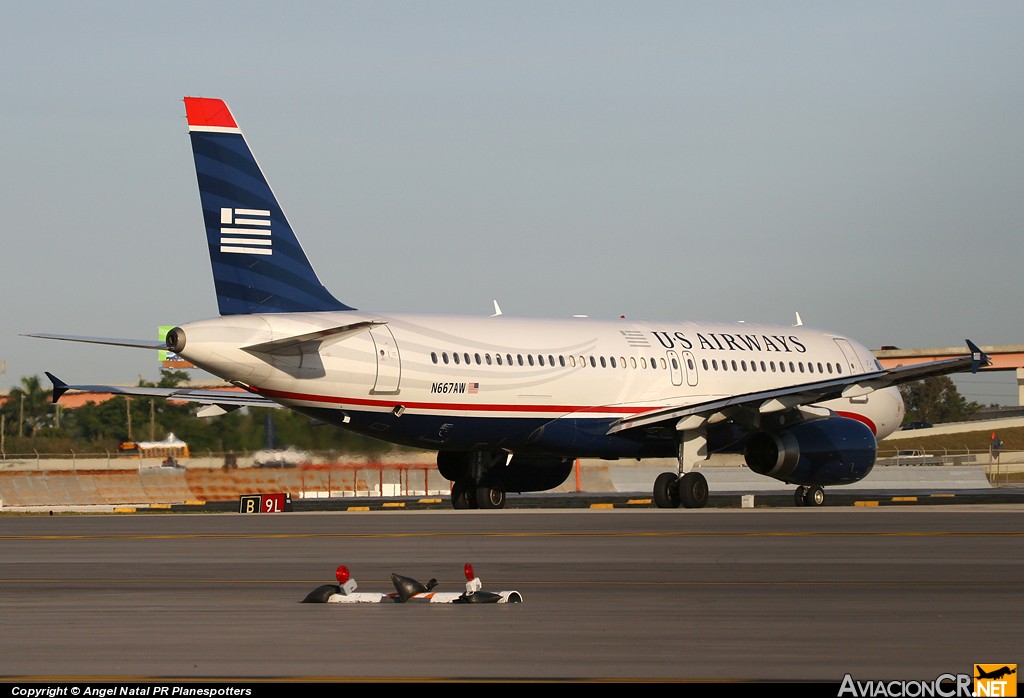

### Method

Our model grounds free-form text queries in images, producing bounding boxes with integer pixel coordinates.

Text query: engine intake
[744,417,876,486]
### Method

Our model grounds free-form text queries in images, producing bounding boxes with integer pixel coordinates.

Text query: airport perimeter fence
[0,449,452,508]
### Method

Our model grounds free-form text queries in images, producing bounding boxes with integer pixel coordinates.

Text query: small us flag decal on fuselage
[220,207,272,255]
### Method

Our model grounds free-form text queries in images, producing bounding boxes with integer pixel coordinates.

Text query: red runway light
[336,565,350,584]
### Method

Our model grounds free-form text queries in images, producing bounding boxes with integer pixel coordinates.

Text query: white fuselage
[173,310,904,457]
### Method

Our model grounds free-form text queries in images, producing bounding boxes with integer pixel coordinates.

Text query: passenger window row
[428,351,843,376]
[430,351,667,369]
[702,358,842,375]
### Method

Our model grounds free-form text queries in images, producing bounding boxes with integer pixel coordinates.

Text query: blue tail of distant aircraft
[184,97,354,316]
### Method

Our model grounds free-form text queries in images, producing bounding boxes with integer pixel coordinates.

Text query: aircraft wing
[45,372,278,410]
[608,339,989,434]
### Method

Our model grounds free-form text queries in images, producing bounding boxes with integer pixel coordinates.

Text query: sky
[2,2,1022,405]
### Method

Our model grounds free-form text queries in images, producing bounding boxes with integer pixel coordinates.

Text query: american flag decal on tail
[220,208,272,255]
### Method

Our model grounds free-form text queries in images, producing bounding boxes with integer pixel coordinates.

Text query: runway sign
[239,492,291,513]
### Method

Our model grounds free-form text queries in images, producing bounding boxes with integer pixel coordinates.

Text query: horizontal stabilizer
[44,373,278,409]
[24,333,167,350]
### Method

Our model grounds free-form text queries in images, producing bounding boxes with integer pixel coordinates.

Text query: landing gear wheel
[802,485,825,507]
[679,472,709,509]
[794,486,808,507]
[653,472,681,509]
[451,480,476,510]
[476,484,506,510]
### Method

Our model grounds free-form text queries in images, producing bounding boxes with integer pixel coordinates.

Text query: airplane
[976,666,1017,681]
[28,96,991,510]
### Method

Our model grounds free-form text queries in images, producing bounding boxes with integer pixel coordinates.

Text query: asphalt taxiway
[0,505,1021,682]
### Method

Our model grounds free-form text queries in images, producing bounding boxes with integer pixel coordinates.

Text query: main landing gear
[443,451,508,510]
[653,471,709,509]
[441,451,576,510]
[654,423,711,509]
[794,485,825,507]
[451,479,506,510]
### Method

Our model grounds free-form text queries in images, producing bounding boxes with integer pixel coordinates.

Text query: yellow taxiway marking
[2,530,1022,541]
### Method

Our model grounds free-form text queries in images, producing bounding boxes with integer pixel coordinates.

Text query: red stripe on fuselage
[836,411,877,435]
[252,385,652,416]
[251,386,881,433]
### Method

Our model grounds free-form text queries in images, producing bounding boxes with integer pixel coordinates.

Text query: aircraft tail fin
[184,97,354,316]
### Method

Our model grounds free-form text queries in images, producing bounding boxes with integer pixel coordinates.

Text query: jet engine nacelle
[743,417,876,486]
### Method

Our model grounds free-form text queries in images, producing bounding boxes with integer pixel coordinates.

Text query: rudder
[184,97,354,315]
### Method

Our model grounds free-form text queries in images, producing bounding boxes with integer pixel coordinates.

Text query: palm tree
[10,375,53,438]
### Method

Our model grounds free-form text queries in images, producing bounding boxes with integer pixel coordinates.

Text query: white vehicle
[30,97,989,509]
[878,449,944,467]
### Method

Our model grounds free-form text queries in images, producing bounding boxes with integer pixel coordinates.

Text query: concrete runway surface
[0,506,1022,683]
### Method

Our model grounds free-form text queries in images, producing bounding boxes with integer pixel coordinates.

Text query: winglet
[966,339,990,374]
[45,371,69,404]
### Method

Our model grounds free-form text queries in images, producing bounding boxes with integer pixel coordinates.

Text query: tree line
[0,370,400,456]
